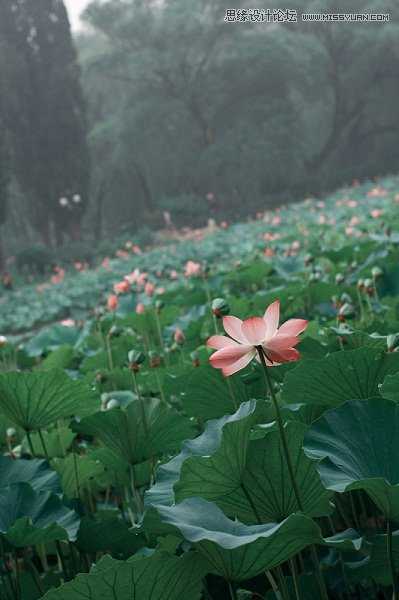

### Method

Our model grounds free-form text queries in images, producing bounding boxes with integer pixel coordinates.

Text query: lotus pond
[1,177,399,599]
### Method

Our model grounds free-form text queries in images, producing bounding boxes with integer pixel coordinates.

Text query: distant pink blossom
[107,294,118,311]
[136,303,145,314]
[184,260,201,277]
[60,319,75,328]
[114,280,130,294]
[144,282,155,297]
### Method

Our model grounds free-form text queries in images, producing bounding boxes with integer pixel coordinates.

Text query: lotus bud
[371,266,383,279]
[128,350,145,372]
[155,299,164,313]
[357,279,365,291]
[174,328,185,345]
[96,371,107,384]
[109,325,122,338]
[387,334,399,352]
[339,302,355,319]
[0,335,7,348]
[363,278,374,295]
[6,428,16,439]
[335,273,345,284]
[107,398,120,410]
[340,293,353,304]
[190,351,200,367]
[211,298,230,318]
[148,350,161,368]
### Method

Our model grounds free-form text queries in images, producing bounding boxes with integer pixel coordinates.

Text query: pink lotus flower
[174,328,185,344]
[144,282,155,297]
[60,319,75,328]
[207,300,307,376]
[107,294,118,311]
[370,208,383,219]
[184,260,201,277]
[136,302,145,314]
[114,280,130,294]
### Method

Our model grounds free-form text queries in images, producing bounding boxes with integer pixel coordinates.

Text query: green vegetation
[0,177,399,598]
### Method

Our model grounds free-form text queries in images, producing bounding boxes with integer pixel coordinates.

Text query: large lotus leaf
[52,454,106,498]
[163,365,249,420]
[38,345,75,370]
[174,420,332,522]
[0,370,99,431]
[380,372,399,402]
[41,550,208,600]
[0,483,80,546]
[74,397,197,465]
[304,398,399,520]
[282,348,399,407]
[0,456,61,493]
[145,401,257,508]
[23,325,83,358]
[156,497,322,581]
[76,514,146,557]
[345,530,399,586]
[23,426,76,458]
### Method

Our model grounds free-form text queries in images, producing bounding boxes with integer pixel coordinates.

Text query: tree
[0,0,90,246]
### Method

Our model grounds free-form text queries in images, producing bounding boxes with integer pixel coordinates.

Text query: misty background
[0,0,398,274]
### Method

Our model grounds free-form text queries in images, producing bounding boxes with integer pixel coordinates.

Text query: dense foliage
[1,178,399,598]
[1,0,399,255]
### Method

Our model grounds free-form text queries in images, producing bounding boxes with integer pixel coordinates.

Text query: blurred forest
[0,0,398,269]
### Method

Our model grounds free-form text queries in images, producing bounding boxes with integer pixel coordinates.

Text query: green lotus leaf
[24,325,83,358]
[41,550,208,600]
[380,372,399,402]
[0,456,61,493]
[74,397,197,465]
[23,426,76,458]
[52,454,106,498]
[304,398,399,520]
[76,514,146,557]
[345,530,399,586]
[145,401,257,508]
[147,402,331,522]
[0,483,80,546]
[164,365,249,420]
[156,497,322,581]
[177,419,332,522]
[282,348,399,407]
[0,370,99,431]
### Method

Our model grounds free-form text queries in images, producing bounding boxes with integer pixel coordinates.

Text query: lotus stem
[227,581,237,600]
[25,430,35,457]
[257,347,329,600]
[387,519,398,600]
[38,429,50,461]
[290,558,301,600]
